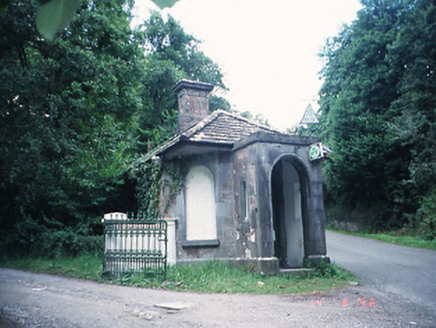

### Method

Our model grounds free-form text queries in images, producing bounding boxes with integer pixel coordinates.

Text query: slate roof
[182,110,277,144]
[142,110,282,160]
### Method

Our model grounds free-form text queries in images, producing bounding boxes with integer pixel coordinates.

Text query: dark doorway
[271,158,305,268]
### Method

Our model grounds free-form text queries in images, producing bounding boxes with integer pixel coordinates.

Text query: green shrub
[325,203,399,233]
[34,230,104,258]
[1,215,103,259]
[413,188,436,241]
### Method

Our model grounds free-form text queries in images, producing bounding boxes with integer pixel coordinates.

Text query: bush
[1,215,103,259]
[325,203,401,233]
[34,230,104,258]
[412,188,436,241]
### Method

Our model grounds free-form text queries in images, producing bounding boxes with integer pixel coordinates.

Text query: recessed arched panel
[185,166,217,241]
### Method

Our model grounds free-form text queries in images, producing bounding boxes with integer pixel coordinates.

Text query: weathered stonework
[147,80,330,273]
[173,80,214,133]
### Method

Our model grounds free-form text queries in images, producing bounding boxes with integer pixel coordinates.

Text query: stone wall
[233,134,329,264]
[160,135,329,271]
[162,152,237,262]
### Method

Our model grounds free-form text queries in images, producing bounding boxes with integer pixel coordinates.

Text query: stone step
[279,268,314,277]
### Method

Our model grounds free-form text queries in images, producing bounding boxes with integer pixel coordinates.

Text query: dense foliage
[0,1,227,257]
[136,11,229,150]
[318,0,436,239]
[34,0,180,41]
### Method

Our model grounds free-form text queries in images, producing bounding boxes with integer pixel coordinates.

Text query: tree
[0,3,231,256]
[317,0,430,231]
[137,12,229,150]
[388,0,436,239]
[35,0,180,40]
[0,0,144,256]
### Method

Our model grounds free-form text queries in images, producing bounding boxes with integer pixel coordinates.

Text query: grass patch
[1,255,357,295]
[327,227,436,250]
[157,261,356,294]
[0,254,103,281]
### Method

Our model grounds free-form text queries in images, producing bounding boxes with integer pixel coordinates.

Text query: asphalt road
[326,230,436,319]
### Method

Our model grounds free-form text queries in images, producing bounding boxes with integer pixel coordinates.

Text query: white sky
[133,0,362,131]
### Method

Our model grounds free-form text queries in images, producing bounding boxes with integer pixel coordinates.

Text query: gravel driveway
[0,268,434,327]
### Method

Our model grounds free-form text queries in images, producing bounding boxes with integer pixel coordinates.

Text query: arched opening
[271,157,305,268]
[185,166,217,241]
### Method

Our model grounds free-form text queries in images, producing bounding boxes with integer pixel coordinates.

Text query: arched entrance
[271,157,305,268]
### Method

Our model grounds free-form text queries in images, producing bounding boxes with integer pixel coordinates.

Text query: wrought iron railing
[102,213,167,279]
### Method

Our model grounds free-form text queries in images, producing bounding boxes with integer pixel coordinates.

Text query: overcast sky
[133,0,362,131]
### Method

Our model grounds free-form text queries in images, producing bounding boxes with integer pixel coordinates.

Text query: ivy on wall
[129,159,185,219]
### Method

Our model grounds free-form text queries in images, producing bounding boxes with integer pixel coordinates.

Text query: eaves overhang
[233,131,320,152]
[159,140,234,160]
[140,136,234,163]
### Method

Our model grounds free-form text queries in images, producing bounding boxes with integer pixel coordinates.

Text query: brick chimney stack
[172,80,214,133]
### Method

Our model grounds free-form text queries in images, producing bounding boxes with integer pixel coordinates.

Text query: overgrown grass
[327,227,436,250]
[158,261,356,294]
[0,254,103,281]
[1,255,357,295]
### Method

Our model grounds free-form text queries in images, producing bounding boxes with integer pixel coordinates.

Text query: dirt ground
[0,268,434,327]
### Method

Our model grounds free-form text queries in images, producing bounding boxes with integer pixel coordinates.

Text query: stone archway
[271,157,305,268]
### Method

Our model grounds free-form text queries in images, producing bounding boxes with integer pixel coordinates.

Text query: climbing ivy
[129,159,185,219]
[162,162,186,215]
[129,160,163,218]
